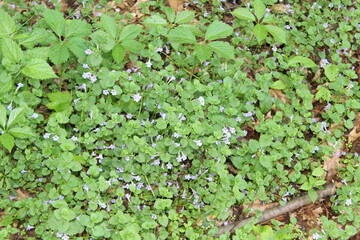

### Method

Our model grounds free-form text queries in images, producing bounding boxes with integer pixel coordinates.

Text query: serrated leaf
[177,24,203,36]
[0,133,14,152]
[143,15,168,27]
[2,38,23,64]
[167,27,197,44]
[175,11,195,24]
[19,29,52,48]
[232,8,256,21]
[270,80,286,89]
[8,127,34,139]
[205,21,233,41]
[66,37,88,58]
[262,15,279,24]
[253,24,268,43]
[264,25,286,43]
[43,9,66,37]
[288,56,317,68]
[90,30,115,52]
[163,7,175,23]
[47,91,72,112]
[194,44,213,62]
[22,59,58,79]
[120,40,143,53]
[324,64,339,82]
[112,44,126,63]
[253,0,266,19]
[119,25,142,42]
[207,41,234,59]
[100,14,117,39]
[64,20,92,38]
[0,105,7,129]
[49,42,70,65]
[7,108,25,129]
[0,10,16,37]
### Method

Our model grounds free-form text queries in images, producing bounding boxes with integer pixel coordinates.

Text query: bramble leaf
[175,11,195,24]
[43,9,66,37]
[232,8,256,21]
[49,42,70,65]
[264,25,286,43]
[205,21,233,41]
[208,41,234,59]
[253,24,268,43]
[22,59,58,79]
[0,10,16,37]
[0,133,14,152]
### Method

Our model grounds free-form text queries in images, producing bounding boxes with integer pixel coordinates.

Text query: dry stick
[215,183,336,238]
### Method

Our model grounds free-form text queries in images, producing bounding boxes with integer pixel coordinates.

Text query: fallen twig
[215,183,336,238]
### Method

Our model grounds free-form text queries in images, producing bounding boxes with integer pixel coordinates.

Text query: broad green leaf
[253,24,267,43]
[49,42,70,65]
[253,0,266,19]
[7,108,25,128]
[264,25,286,43]
[167,27,197,44]
[64,20,92,38]
[100,14,117,39]
[112,44,126,63]
[175,11,195,24]
[163,7,175,23]
[19,29,52,48]
[308,189,318,203]
[22,59,58,79]
[90,30,115,52]
[315,86,331,102]
[2,38,23,63]
[119,25,142,42]
[120,40,143,53]
[300,182,312,191]
[0,10,16,37]
[0,133,14,152]
[47,91,72,112]
[324,64,339,82]
[43,9,66,37]
[154,199,172,210]
[259,155,272,168]
[8,127,34,139]
[177,24,203,36]
[270,80,286,89]
[288,56,317,68]
[205,21,233,41]
[207,41,234,59]
[232,8,255,21]
[312,167,325,177]
[66,37,88,58]
[0,105,7,129]
[260,93,272,113]
[143,15,168,27]
[262,15,279,24]
[194,44,213,62]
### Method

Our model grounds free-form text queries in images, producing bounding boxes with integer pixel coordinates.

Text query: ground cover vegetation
[0,0,359,239]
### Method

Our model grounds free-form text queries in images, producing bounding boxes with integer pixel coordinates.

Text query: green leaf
[167,27,197,44]
[260,93,272,113]
[143,15,168,27]
[154,199,172,210]
[8,127,34,139]
[207,41,234,59]
[205,21,233,41]
[194,44,213,62]
[43,9,66,37]
[0,10,16,37]
[259,155,272,168]
[66,37,88,58]
[308,189,318,203]
[120,40,143,53]
[7,108,25,129]
[324,64,339,82]
[0,133,15,152]
[312,167,325,177]
[2,38,23,63]
[100,14,117,39]
[46,91,72,112]
[49,42,70,65]
[315,86,331,102]
[253,24,268,43]
[22,59,58,79]
[300,182,312,191]
[64,20,92,38]
[264,25,286,43]
[90,30,115,52]
[0,105,7,129]
[232,8,256,21]
[163,7,175,23]
[175,11,195,24]
[112,44,126,63]
[119,25,142,42]
[288,56,317,68]
[253,0,266,19]
[19,29,52,48]
[270,80,286,89]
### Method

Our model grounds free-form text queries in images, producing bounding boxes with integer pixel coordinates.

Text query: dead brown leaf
[323,140,342,181]
[243,202,278,213]
[348,113,360,144]
[16,189,30,200]
[168,0,184,12]
[270,89,287,104]
[271,4,291,12]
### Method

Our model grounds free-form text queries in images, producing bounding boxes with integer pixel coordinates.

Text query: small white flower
[156,47,163,52]
[82,72,92,79]
[52,135,59,141]
[312,232,322,240]
[219,106,224,112]
[272,46,278,52]
[31,113,39,118]
[103,90,109,95]
[110,90,117,96]
[126,114,133,119]
[26,225,34,231]
[193,140,202,147]
[90,75,97,83]
[62,234,69,240]
[85,49,93,55]
[345,199,352,206]
[198,96,205,106]
[166,162,173,169]
[330,39,336,44]
[82,64,89,69]
[7,103,13,111]
[132,93,142,102]
[173,132,181,138]
[83,185,89,192]
[146,59,152,68]
[71,136,78,141]
[43,133,52,139]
